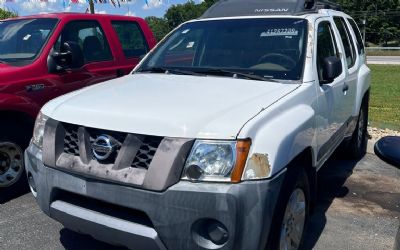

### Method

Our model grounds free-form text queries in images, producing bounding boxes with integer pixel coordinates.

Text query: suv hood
[42,74,299,139]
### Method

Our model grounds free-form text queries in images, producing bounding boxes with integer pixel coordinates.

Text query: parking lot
[1,148,399,250]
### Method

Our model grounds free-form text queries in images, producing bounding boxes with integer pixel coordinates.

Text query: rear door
[333,16,358,121]
[110,20,151,75]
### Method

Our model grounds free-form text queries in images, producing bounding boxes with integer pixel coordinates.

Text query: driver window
[316,21,341,82]
[54,20,113,64]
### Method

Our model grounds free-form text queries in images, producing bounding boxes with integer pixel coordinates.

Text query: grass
[368,65,400,130]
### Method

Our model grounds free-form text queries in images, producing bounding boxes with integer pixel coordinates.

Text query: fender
[238,83,317,177]
[0,93,41,119]
[353,64,371,116]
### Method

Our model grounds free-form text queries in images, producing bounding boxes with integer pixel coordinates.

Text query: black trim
[317,117,354,161]
[200,0,341,19]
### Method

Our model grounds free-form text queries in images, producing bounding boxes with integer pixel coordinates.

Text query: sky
[0,0,204,18]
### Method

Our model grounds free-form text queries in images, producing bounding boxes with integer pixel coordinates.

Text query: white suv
[26,0,370,249]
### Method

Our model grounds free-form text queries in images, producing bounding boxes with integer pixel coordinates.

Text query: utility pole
[362,12,367,44]
[89,0,95,14]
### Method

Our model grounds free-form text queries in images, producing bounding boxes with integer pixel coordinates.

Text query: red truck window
[54,20,113,63]
[111,21,149,58]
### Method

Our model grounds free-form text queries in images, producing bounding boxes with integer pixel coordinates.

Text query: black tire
[346,96,369,159]
[394,226,400,250]
[266,168,310,250]
[0,119,32,191]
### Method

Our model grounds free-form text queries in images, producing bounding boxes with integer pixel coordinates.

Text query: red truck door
[44,19,125,95]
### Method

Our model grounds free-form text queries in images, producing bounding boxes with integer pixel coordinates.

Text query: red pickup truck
[0,13,156,189]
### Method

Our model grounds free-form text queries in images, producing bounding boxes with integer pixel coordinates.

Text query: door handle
[342,83,349,94]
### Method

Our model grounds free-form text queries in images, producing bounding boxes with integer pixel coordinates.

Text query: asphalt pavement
[367,56,400,65]
[0,151,399,250]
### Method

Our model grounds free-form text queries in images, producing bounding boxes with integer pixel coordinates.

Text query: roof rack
[200,0,341,19]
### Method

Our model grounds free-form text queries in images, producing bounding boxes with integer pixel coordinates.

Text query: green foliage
[337,0,400,45]
[145,16,170,42]
[146,0,218,41]
[0,8,17,20]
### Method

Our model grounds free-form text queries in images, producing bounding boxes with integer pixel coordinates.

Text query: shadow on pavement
[302,152,360,249]
[59,228,128,250]
[0,180,29,204]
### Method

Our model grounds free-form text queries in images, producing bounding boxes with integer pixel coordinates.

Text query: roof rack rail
[200,0,342,19]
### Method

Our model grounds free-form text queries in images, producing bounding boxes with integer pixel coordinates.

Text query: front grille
[131,137,162,169]
[62,123,163,169]
[64,124,79,156]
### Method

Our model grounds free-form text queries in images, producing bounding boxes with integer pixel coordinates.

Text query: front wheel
[279,188,307,250]
[266,168,310,250]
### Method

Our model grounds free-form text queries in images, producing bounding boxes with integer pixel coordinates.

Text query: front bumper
[25,143,285,250]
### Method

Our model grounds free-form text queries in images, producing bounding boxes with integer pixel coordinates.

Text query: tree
[145,16,170,41]
[337,0,400,45]
[148,0,218,41]
[0,8,17,20]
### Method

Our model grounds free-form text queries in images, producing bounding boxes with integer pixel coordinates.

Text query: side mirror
[321,56,342,84]
[47,41,84,73]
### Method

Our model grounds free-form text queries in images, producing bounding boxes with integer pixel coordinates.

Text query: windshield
[0,18,58,65]
[137,18,308,81]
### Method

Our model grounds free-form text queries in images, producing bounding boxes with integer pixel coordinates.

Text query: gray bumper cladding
[50,200,166,249]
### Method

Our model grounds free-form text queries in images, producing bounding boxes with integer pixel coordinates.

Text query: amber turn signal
[230,139,251,183]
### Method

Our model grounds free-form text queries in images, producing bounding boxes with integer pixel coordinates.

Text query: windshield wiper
[196,68,278,82]
[137,67,205,76]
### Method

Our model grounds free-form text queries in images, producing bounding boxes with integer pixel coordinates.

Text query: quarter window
[55,20,113,63]
[316,21,340,82]
[334,17,356,68]
[111,21,149,58]
[347,18,365,55]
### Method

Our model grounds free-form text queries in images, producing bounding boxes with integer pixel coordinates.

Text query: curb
[367,139,377,155]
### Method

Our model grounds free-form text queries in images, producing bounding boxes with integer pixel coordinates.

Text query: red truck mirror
[47,41,84,73]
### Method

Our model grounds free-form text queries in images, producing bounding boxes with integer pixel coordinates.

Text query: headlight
[183,139,251,182]
[32,112,48,149]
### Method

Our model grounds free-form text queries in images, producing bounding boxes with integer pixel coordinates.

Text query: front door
[44,20,120,97]
[314,18,348,165]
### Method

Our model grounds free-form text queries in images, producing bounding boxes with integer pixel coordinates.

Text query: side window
[55,20,112,63]
[334,17,356,68]
[316,21,340,82]
[347,18,365,55]
[111,21,149,58]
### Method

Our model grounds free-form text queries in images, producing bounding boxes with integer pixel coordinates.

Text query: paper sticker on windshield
[182,29,190,34]
[23,34,32,41]
[260,28,298,37]
[186,41,195,48]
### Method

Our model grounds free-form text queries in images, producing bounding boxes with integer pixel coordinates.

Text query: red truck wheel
[0,121,30,189]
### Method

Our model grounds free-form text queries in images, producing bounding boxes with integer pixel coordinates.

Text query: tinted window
[334,17,356,68]
[347,18,365,54]
[138,18,308,81]
[316,21,340,82]
[0,18,58,64]
[55,20,112,63]
[111,21,148,58]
